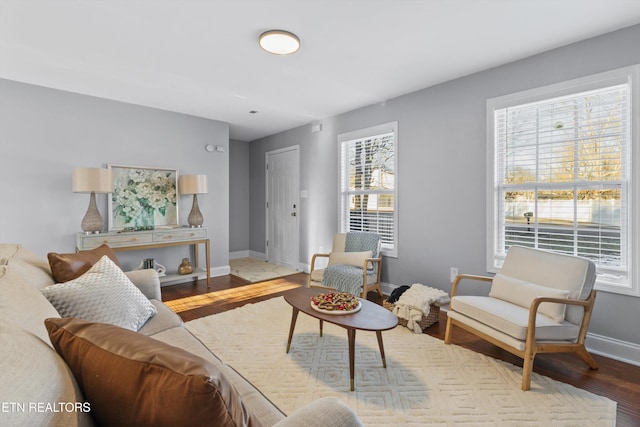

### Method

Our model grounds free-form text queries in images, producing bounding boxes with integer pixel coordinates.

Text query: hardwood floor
[162,273,640,426]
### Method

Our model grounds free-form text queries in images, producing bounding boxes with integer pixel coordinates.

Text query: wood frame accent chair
[444,245,599,391]
[308,232,383,298]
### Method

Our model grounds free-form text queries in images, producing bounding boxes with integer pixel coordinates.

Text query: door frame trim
[265,145,300,268]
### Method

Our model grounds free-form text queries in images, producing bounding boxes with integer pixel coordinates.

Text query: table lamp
[179,174,208,227]
[72,168,113,234]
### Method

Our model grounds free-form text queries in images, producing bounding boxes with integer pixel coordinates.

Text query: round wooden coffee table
[284,287,398,391]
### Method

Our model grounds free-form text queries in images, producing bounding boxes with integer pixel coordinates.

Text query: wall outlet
[450,267,459,283]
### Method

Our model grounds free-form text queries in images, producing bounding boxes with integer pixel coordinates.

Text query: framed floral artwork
[108,164,179,230]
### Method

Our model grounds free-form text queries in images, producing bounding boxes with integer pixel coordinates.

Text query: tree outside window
[489,67,638,296]
[339,122,398,256]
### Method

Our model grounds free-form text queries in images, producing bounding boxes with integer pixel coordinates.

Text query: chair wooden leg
[444,317,454,344]
[521,351,535,391]
[575,346,599,370]
[375,285,383,298]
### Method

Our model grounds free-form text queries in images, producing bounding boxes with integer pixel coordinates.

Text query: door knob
[291,212,297,217]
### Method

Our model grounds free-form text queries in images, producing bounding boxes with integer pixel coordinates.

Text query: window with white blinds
[487,66,639,296]
[339,122,398,257]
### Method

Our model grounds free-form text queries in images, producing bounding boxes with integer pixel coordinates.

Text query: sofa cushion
[41,256,156,331]
[137,300,184,336]
[0,315,92,427]
[45,317,253,427]
[0,245,55,290]
[489,273,571,322]
[0,244,53,276]
[48,244,121,283]
[124,269,162,300]
[0,263,60,345]
[0,243,20,262]
[328,251,372,268]
[150,326,285,426]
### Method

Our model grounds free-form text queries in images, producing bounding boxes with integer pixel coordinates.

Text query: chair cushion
[310,268,325,282]
[45,317,252,427]
[41,256,157,331]
[489,273,570,322]
[451,295,580,342]
[331,233,346,252]
[328,251,372,268]
[48,244,121,283]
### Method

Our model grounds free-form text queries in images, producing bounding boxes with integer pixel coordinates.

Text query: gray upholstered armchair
[308,232,383,298]
[444,245,599,391]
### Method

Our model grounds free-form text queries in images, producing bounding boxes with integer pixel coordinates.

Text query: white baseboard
[229,250,250,259]
[586,332,640,367]
[381,282,396,296]
[250,251,267,261]
[212,265,231,277]
[229,250,267,260]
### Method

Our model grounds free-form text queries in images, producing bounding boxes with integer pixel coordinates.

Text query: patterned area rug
[229,258,298,283]
[186,297,616,426]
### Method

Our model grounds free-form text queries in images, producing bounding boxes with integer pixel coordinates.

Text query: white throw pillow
[41,255,157,331]
[489,273,571,323]
[328,251,373,268]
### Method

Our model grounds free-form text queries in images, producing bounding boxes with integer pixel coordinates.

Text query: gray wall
[229,139,250,253]
[249,25,640,351]
[0,80,230,276]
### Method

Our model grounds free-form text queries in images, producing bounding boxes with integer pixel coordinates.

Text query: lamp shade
[179,175,208,195]
[72,168,113,194]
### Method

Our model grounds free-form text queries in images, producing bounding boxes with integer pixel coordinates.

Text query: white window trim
[486,65,640,297]
[338,121,399,258]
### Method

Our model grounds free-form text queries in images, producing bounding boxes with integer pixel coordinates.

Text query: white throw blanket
[392,284,450,333]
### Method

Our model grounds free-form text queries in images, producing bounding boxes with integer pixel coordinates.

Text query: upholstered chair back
[496,246,596,325]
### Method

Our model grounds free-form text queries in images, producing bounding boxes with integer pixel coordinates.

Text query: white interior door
[266,146,299,269]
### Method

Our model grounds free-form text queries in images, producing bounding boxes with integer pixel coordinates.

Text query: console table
[76,228,210,286]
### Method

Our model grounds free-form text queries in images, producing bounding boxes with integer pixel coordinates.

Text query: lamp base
[81,192,104,234]
[187,194,204,227]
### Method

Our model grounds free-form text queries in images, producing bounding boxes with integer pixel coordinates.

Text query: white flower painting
[108,165,178,230]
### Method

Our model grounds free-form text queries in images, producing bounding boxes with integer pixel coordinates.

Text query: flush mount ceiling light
[259,30,300,55]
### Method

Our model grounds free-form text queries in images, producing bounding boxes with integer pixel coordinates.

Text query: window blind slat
[493,80,630,286]
[340,125,397,252]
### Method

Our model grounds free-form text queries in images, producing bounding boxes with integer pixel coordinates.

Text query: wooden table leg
[376,331,387,368]
[286,308,299,354]
[347,328,356,391]
[319,319,323,337]
[205,239,211,288]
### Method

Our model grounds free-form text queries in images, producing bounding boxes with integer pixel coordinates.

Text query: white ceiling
[2,1,640,142]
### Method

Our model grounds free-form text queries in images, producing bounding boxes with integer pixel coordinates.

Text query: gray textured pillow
[41,255,157,331]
